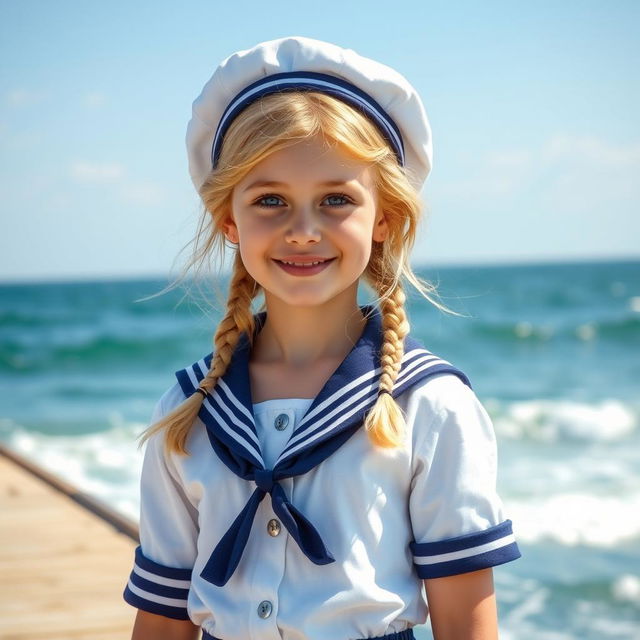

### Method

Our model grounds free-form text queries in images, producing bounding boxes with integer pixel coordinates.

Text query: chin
[266,289,338,309]
[280,296,333,308]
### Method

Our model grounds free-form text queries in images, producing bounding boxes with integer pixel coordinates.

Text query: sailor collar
[175,307,471,586]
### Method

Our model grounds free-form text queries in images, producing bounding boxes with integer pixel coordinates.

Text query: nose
[284,206,321,245]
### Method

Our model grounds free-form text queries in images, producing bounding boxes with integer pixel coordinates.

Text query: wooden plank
[0,444,139,542]
[0,446,139,640]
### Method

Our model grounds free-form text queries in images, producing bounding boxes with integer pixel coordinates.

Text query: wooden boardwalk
[0,445,139,640]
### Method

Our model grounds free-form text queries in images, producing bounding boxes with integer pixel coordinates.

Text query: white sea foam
[491,398,637,443]
[506,492,640,547]
[492,398,640,550]
[2,416,145,521]
[587,617,640,638]
[612,575,640,606]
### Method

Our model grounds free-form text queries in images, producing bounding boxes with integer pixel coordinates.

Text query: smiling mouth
[273,257,336,275]
[277,258,334,267]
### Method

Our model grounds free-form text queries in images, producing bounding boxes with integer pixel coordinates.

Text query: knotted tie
[200,468,334,586]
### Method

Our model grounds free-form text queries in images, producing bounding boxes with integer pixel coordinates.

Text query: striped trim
[201,396,263,467]
[203,389,263,464]
[284,349,431,441]
[178,358,264,468]
[276,349,454,464]
[211,71,405,168]
[132,563,190,589]
[216,378,255,426]
[122,546,192,620]
[188,358,258,442]
[411,520,521,579]
[202,629,417,640]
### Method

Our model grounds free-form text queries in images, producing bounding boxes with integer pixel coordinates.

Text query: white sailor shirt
[124,310,520,639]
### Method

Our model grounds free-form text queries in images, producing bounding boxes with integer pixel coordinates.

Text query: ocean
[1,259,639,639]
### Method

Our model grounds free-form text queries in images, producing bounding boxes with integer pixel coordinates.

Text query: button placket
[249,405,301,639]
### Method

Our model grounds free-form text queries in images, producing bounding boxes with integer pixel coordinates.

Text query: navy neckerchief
[175,307,471,587]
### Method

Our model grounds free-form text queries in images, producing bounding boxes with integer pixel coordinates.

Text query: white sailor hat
[186,36,432,192]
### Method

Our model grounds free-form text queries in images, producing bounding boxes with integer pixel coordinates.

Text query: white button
[257,600,273,618]
[274,413,289,431]
[267,518,281,537]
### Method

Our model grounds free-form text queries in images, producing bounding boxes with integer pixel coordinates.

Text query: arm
[132,609,199,640]
[123,386,200,628]
[406,377,520,638]
[424,568,498,640]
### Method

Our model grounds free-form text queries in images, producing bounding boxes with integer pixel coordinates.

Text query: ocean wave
[472,320,557,342]
[612,574,640,606]
[490,398,637,443]
[497,572,640,640]
[0,332,194,372]
[0,309,74,328]
[507,492,640,547]
[471,314,640,344]
[594,313,640,340]
[0,417,145,520]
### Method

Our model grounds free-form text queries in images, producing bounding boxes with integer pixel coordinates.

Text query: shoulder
[398,371,496,456]
[143,382,190,460]
[398,370,475,414]
[396,338,476,424]
[151,382,189,422]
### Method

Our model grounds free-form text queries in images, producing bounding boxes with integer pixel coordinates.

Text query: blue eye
[256,195,285,208]
[324,194,352,206]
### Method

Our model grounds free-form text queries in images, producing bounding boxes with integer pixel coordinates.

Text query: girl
[124,36,520,640]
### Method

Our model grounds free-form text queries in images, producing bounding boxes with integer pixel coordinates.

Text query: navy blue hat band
[211,71,405,169]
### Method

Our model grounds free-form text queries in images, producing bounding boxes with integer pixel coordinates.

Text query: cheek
[339,217,376,259]
[237,235,263,269]
[234,224,277,282]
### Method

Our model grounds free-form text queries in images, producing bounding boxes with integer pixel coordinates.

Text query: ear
[372,211,389,243]
[222,215,239,244]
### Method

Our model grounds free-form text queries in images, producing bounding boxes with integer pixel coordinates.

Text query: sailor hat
[186,36,432,192]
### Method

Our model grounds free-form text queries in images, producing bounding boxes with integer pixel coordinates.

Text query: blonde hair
[143,91,456,454]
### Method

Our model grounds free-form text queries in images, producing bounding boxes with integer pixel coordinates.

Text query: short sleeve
[406,374,521,579]
[123,384,198,620]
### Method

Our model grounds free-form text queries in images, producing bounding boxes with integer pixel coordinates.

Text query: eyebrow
[242,179,356,192]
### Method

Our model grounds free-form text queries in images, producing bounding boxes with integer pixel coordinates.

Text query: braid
[140,254,259,455]
[200,254,258,394]
[364,282,410,448]
[377,286,409,394]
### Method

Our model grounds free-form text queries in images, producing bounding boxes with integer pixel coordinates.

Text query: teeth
[281,260,326,266]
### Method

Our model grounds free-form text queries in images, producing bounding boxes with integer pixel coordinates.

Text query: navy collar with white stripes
[175,307,471,586]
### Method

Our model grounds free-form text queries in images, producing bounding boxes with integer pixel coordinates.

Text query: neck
[252,289,366,368]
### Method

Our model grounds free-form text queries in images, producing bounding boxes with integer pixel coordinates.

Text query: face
[226,137,388,310]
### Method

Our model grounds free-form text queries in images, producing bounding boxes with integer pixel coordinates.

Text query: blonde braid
[140,254,259,455]
[199,255,258,395]
[364,283,410,448]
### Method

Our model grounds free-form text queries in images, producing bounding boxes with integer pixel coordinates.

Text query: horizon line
[1,253,639,287]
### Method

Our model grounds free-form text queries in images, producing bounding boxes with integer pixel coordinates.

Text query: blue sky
[1,0,638,281]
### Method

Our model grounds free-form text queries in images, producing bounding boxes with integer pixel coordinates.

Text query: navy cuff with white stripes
[123,546,193,620]
[411,520,521,579]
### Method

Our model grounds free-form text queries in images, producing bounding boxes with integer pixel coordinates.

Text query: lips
[278,258,333,266]
[273,256,336,276]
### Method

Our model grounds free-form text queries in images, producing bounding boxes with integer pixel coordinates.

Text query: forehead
[238,137,374,188]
